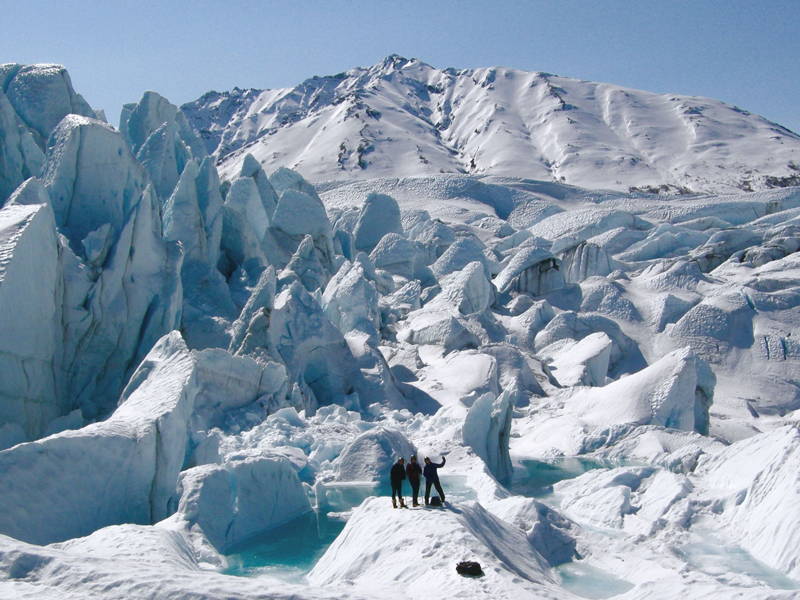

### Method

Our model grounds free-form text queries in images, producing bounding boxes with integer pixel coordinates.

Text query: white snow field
[1,60,800,600]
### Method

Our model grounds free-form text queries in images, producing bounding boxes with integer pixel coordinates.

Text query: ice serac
[235,280,369,408]
[0,90,45,204]
[42,116,184,420]
[323,259,380,341]
[479,344,545,405]
[194,156,224,268]
[368,232,416,279]
[617,223,709,263]
[164,159,237,350]
[534,310,646,377]
[554,466,657,529]
[336,426,416,481]
[0,332,198,545]
[406,211,456,264]
[123,90,206,159]
[462,390,513,480]
[669,289,756,364]
[268,165,322,200]
[240,153,278,218]
[228,265,276,353]
[284,234,331,292]
[43,115,147,251]
[225,177,269,239]
[503,299,555,352]
[397,307,481,352]
[190,348,289,432]
[0,202,60,439]
[272,188,331,238]
[438,260,494,314]
[3,175,49,207]
[353,192,403,253]
[163,160,206,263]
[560,241,617,283]
[219,188,268,273]
[494,246,566,296]
[136,121,190,200]
[431,236,492,279]
[264,184,336,274]
[579,277,642,322]
[568,347,713,433]
[121,91,207,201]
[3,64,95,148]
[488,496,576,566]
[169,452,310,551]
[542,332,613,388]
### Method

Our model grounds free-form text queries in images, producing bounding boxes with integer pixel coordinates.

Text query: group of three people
[389,455,446,508]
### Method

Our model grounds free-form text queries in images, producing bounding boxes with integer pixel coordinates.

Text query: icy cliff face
[183,55,800,195]
[0,202,60,439]
[0,332,197,545]
[3,62,800,600]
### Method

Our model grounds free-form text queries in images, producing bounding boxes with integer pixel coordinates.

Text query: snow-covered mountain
[183,55,800,194]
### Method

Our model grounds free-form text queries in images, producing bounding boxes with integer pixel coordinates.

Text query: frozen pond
[506,457,622,499]
[555,562,635,599]
[223,511,345,582]
[679,538,799,590]
[224,475,477,581]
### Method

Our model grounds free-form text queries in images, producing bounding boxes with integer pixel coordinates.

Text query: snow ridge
[183,55,800,194]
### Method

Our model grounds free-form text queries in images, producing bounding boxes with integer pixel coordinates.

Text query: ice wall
[0,202,61,439]
[42,116,184,420]
[169,453,311,551]
[0,332,197,544]
[462,391,513,480]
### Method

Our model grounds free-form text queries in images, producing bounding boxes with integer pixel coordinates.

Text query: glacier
[1,58,800,600]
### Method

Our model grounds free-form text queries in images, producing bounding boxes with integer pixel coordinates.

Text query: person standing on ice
[406,455,423,507]
[423,456,446,506]
[390,457,407,508]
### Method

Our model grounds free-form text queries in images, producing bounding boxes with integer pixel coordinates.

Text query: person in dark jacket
[423,456,446,506]
[390,457,407,508]
[405,455,423,507]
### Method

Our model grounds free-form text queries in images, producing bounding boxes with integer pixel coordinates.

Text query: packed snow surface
[2,60,800,600]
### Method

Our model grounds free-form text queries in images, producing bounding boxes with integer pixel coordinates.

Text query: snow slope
[183,55,800,194]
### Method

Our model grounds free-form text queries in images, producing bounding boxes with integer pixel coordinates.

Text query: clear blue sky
[2,0,798,133]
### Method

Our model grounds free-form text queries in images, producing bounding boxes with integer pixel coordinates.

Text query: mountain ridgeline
[182,55,800,194]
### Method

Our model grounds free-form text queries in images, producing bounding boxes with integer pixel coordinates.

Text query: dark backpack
[456,561,483,576]
[429,495,442,507]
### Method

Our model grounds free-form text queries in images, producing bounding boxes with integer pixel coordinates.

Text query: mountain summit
[182,55,800,194]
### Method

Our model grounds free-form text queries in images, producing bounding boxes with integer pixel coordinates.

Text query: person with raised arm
[423,455,446,506]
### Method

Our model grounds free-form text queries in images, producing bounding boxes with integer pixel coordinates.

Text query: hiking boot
[392,499,397,509]
[412,501,419,507]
